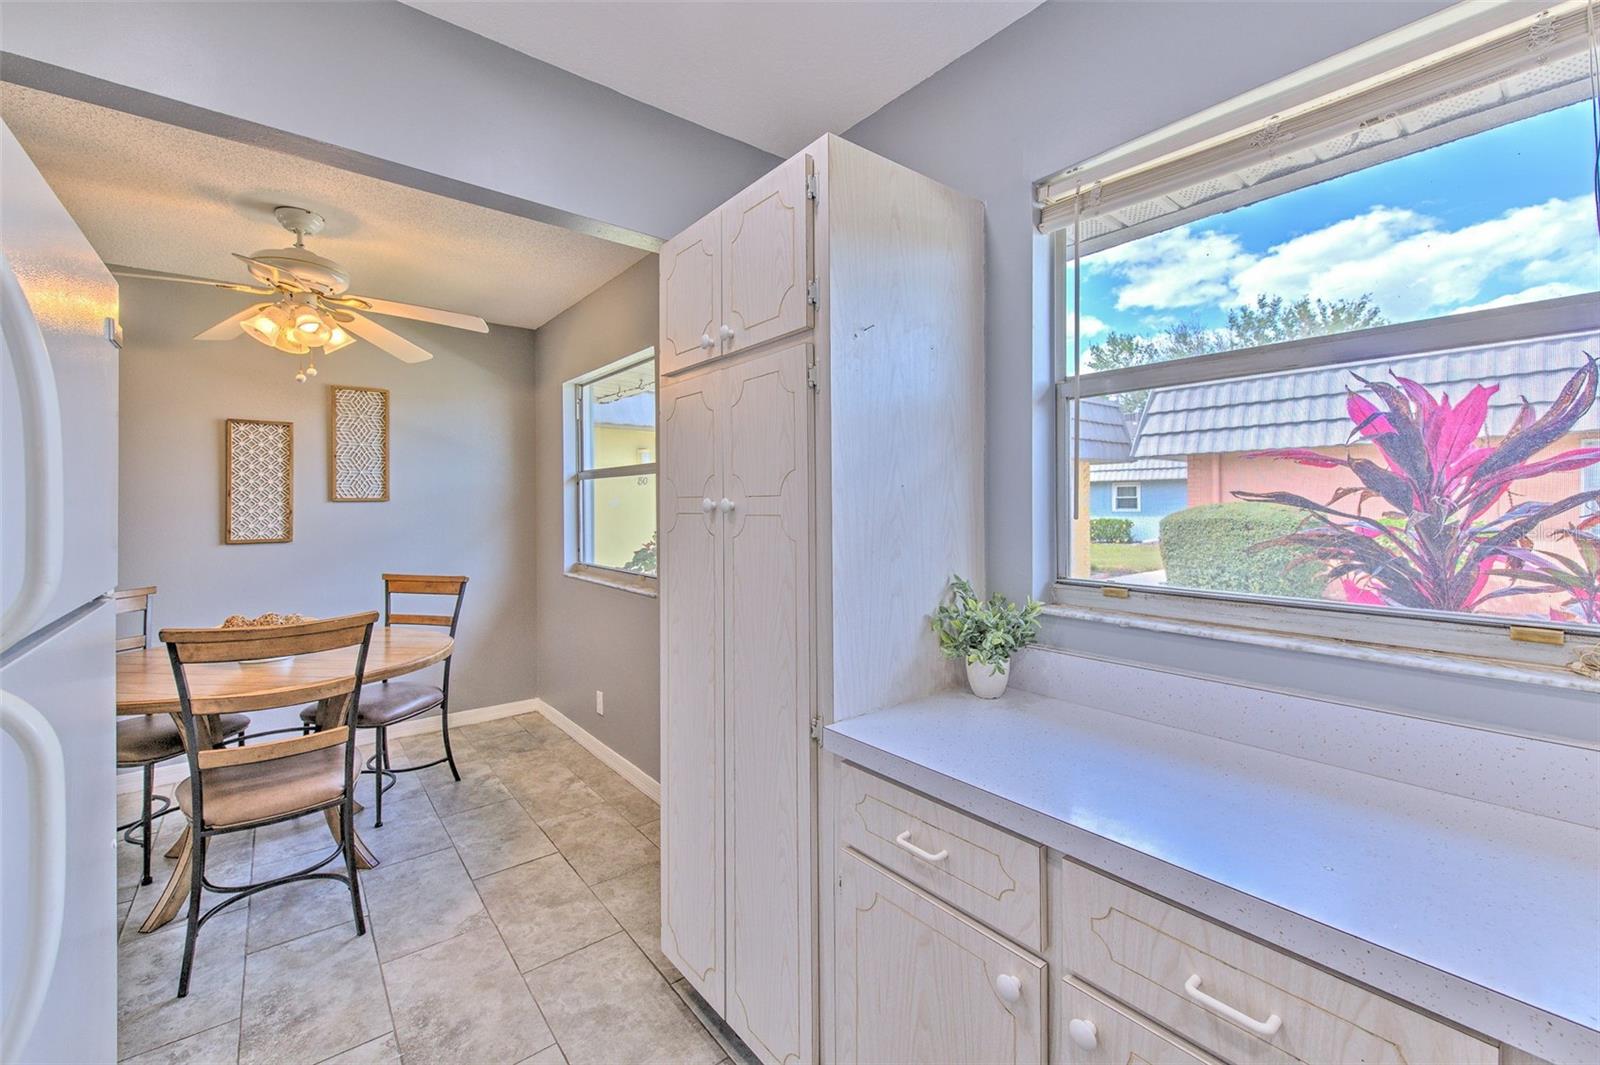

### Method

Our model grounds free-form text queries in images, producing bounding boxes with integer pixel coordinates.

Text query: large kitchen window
[570,350,657,581]
[1042,3,1600,656]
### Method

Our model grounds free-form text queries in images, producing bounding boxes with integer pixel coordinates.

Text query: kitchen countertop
[824,689,1600,1063]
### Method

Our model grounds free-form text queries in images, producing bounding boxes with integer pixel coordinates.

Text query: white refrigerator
[0,121,120,1064]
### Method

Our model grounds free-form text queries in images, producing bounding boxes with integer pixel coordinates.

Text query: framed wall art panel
[329,384,390,502]
[223,418,293,544]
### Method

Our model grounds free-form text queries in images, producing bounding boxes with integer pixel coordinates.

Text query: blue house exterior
[1088,460,1188,542]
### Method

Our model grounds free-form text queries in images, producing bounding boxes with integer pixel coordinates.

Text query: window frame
[1051,212,1600,662]
[567,347,658,590]
[1111,483,1141,513]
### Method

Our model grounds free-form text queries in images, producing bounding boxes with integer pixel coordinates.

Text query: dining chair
[114,587,249,886]
[162,611,379,998]
[300,573,467,828]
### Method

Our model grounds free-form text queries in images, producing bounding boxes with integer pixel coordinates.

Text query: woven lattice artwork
[330,385,389,502]
[224,419,293,543]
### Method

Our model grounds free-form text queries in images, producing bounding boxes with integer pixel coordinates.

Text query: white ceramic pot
[966,659,1010,699]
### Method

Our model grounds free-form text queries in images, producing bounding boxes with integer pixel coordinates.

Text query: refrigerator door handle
[0,250,65,653]
[0,688,66,1062]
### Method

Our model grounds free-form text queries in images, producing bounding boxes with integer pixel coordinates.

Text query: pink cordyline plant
[1234,357,1600,615]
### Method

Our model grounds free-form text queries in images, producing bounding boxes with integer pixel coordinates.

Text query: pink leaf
[1339,579,1387,605]
[1243,448,1346,468]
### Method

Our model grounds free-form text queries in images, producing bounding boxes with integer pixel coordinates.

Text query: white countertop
[824,689,1600,1062]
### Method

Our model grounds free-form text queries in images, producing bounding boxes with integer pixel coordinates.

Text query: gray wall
[0,1,778,243]
[834,1,1600,739]
[528,257,662,778]
[118,277,540,734]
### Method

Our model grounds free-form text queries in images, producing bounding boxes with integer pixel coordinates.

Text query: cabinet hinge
[806,364,819,391]
[809,715,822,742]
[807,278,820,308]
[805,173,818,200]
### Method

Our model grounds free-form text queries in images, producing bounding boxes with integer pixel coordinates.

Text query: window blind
[1037,2,1597,254]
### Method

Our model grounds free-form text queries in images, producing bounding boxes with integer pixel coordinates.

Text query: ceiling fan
[113,206,489,381]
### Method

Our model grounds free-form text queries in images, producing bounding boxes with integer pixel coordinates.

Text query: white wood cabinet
[835,850,1047,1065]
[658,137,986,1065]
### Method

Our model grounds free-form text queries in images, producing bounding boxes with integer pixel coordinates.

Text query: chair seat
[299,681,443,728]
[117,714,249,766]
[177,744,346,828]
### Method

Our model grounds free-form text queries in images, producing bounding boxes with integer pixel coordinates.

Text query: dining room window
[570,350,657,579]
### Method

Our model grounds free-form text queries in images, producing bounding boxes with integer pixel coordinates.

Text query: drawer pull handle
[994,973,1022,1005]
[893,830,948,864]
[1183,975,1282,1038]
[1067,1018,1098,1051]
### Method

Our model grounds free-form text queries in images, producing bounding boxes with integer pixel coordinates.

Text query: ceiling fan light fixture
[322,324,355,354]
[239,302,284,346]
[293,305,325,337]
[273,325,310,356]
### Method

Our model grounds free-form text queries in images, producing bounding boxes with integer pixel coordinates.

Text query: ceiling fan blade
[110,266,274,295]
[331,293,488,333]
[194,305,265,341]
[232,252,304,291]
[343,312,434,363]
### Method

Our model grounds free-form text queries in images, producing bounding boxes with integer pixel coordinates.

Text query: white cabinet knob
[699,333,714,351]
[994,973,1022,1005]
[1068,1018,1098,1051]
[718,498,735,514]
[719,324,735,342]
[700,497,715,513]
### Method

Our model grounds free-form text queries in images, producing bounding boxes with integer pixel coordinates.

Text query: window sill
[565,565,658,599]
[1040,602,1598,694]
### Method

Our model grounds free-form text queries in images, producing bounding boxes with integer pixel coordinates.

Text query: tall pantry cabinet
[657,134,986,1064]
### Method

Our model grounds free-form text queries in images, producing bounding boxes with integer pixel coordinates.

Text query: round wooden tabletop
[116,627,454,715]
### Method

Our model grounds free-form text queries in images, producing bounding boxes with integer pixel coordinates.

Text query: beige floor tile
[121,829,254,946]
[441,797,557,878]
[639,818,662,845]
[499,759,606,823]
[477,854,620,972]
[671,980,762,1065]
[360,845,491,962]
[452,718,544,753]
[592,863,678,981]
[237,923,390,1065]
[316,1031,401,1064]
[383,921,555,1065]
[518,1044,567,1065]
[117,910,247,1060]
[352,792,454,866]
[245,841,366,954]
[525,933,720,1065]
[606,788,660,828]
[120,1019,240,1065]
[251,809,341,868]
[539,804,659,886]
[415,757,512,818]
[354,759,425,806]
[511,714,580,752]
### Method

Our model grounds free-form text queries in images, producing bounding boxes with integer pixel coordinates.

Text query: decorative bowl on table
[220,613,313,661]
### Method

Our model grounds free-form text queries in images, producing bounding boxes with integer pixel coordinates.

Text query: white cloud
[1076,314,1109,338]
[1088,195,1597,323]
[1451,282,1588,315]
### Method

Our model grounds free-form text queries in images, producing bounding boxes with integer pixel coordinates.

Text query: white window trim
[1111,484,1141,512]
[565,347,658,583]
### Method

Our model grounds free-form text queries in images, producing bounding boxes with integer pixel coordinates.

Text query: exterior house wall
[1090,479,1187,542]
[590,424,657,570]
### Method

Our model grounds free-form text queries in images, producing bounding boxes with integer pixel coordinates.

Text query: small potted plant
[932,576,1042,699]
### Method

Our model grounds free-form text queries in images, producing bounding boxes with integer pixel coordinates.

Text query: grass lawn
[1089,541,1163,577]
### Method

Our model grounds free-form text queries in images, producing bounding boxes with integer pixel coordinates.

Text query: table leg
[311,693,379,868]
[323,808,379,869]
[139,824,192,933]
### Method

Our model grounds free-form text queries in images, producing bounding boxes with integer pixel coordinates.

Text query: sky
[1071,101,1599,351]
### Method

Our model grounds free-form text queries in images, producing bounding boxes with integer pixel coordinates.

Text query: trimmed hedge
[1158,503,1327,599]
[1090,518,1134,544]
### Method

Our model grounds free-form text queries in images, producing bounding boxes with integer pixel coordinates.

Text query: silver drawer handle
[893,829,949,864]
[1183,974,1282,1037]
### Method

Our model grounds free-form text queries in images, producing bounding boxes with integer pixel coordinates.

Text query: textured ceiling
[0,84,647,330]
[407,1,1040,155]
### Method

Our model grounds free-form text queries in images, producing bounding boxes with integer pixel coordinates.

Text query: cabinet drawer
[1060,979,1218,1065]
[1060,861,1496,1065]
[836,850,1045,1065]
[839,764,1044,950]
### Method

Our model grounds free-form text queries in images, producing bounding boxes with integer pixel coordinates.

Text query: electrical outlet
[595,690,605,716]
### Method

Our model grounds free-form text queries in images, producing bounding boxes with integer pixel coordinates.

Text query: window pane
[1066,101,1597,376]
[581,473,657,575]
[581,358,656,471]
[1069,334,1600,624]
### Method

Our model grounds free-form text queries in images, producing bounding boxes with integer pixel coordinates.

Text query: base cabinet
[834,849,1046,1065]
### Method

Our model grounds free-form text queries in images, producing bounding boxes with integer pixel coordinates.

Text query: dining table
[115,626,454,933]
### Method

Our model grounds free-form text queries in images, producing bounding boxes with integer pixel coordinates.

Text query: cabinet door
[657,369,726,1009]
[836,851,1046,1065]
[718,154,812,357]
[720,342,814,1064]
[660,211,720,375]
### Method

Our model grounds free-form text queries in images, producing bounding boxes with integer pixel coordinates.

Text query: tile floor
[114,712,756,1065]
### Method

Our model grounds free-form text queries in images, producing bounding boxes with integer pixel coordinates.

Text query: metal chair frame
[164,613,377,998]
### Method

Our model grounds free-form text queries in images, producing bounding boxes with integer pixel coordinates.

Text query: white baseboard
[115,697,541,795]
[533,697,660,802]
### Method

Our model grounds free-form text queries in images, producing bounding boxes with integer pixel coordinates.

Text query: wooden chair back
[114,585,157,653]
[382,573,468,636]
[159,613,379,796]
